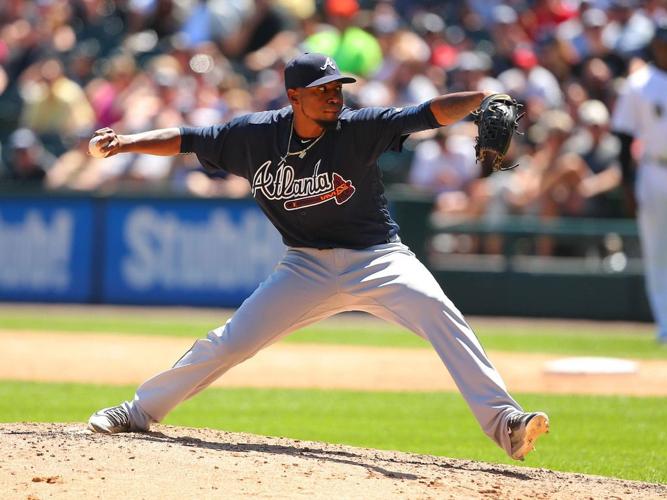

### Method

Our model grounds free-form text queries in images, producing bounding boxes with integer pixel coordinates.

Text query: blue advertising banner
[0,197,95,301]
[102,198,285,306]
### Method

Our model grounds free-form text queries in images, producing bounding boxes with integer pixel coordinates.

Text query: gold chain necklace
[281,119,326,163]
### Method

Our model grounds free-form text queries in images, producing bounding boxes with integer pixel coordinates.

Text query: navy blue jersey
[180,102,440,249]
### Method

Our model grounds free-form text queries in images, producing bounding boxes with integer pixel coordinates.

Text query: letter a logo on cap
[320,57,336,71]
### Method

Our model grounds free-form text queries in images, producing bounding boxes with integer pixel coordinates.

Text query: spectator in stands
[526,0,578,40]
[448,51,504,94]
[498,44,564,112]
[486,4,532,74]
[2,128,53,187]
[528,108,573,175]
[408,125,479,215]
[125,0,181,38]
[536,32,578,84]
[514,108,576,225]
[539,99,622,219]
[384,30,440,106]
[77,0,129,52]
[561,7,628,81]
[604,0,655,59]
[568,8,609,60]
[219,0,299,72]
[304,0,383,78]
[86,53,138,129]
[66,40,100,87]
[579,56,616,104]
[19,57,95,156]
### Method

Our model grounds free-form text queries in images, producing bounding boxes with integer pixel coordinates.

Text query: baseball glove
[473,93,524,172]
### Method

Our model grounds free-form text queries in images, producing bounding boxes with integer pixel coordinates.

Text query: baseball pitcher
[87,53,549,461]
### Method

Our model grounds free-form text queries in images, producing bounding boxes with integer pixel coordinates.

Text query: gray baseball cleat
[508,411,549,461]
[88,405,131,434]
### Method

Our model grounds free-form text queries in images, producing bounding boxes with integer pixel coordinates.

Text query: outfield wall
[0,193,284,306]
[0,191,652,321]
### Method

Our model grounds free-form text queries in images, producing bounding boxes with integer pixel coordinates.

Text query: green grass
[1,309,665,359]
[288,324,667,359]
[1,381,665,484]
[0,312,216,338]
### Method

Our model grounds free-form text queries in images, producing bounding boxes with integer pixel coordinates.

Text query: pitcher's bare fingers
[103,135,122,155]
[93,127,115,137]
[89,128,122,156]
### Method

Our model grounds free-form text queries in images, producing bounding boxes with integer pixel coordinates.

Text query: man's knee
[205,324,265,363]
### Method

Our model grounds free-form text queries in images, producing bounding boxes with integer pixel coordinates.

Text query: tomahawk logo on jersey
[251,159,356,211]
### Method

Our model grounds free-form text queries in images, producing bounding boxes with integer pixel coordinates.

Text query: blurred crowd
[0,0,665,219]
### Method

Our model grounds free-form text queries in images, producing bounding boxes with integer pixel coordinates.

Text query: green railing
[388,189,650,321]
[428,214,642,275]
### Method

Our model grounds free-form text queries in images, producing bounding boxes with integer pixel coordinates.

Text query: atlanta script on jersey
[252,159,356,211]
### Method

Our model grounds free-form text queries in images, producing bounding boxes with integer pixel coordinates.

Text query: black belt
[311,234,401,250]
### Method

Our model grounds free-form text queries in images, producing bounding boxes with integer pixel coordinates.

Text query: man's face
[289,81,344,128]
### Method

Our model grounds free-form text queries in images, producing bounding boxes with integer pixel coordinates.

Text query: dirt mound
[2,423,665,499]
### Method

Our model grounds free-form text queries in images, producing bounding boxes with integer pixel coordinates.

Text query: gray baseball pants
[636,163,667,341]
[124,241,522,455]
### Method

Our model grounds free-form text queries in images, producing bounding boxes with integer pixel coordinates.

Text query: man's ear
[287,89,299,104]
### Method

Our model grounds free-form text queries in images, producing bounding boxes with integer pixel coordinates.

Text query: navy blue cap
[284,53,356,89]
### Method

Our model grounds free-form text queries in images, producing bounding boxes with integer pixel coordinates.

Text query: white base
[544,357,638,375]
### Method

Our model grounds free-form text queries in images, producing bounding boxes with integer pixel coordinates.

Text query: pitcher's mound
[1,423,664,499]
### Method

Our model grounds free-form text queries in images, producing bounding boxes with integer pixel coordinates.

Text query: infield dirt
[2,329,667,395]
[3,423,667,500]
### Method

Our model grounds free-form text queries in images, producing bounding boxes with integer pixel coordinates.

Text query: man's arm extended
[429,91,493,126]
[92,127,182,157]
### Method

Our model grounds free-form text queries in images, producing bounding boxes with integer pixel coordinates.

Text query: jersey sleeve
[611,82,639,137]
[349,101,441,154]
[179,118,250,178]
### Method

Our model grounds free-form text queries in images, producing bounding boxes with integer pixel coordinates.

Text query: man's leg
[637,183,667,342]
[341,242,547,459]
[90,248,339,432]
